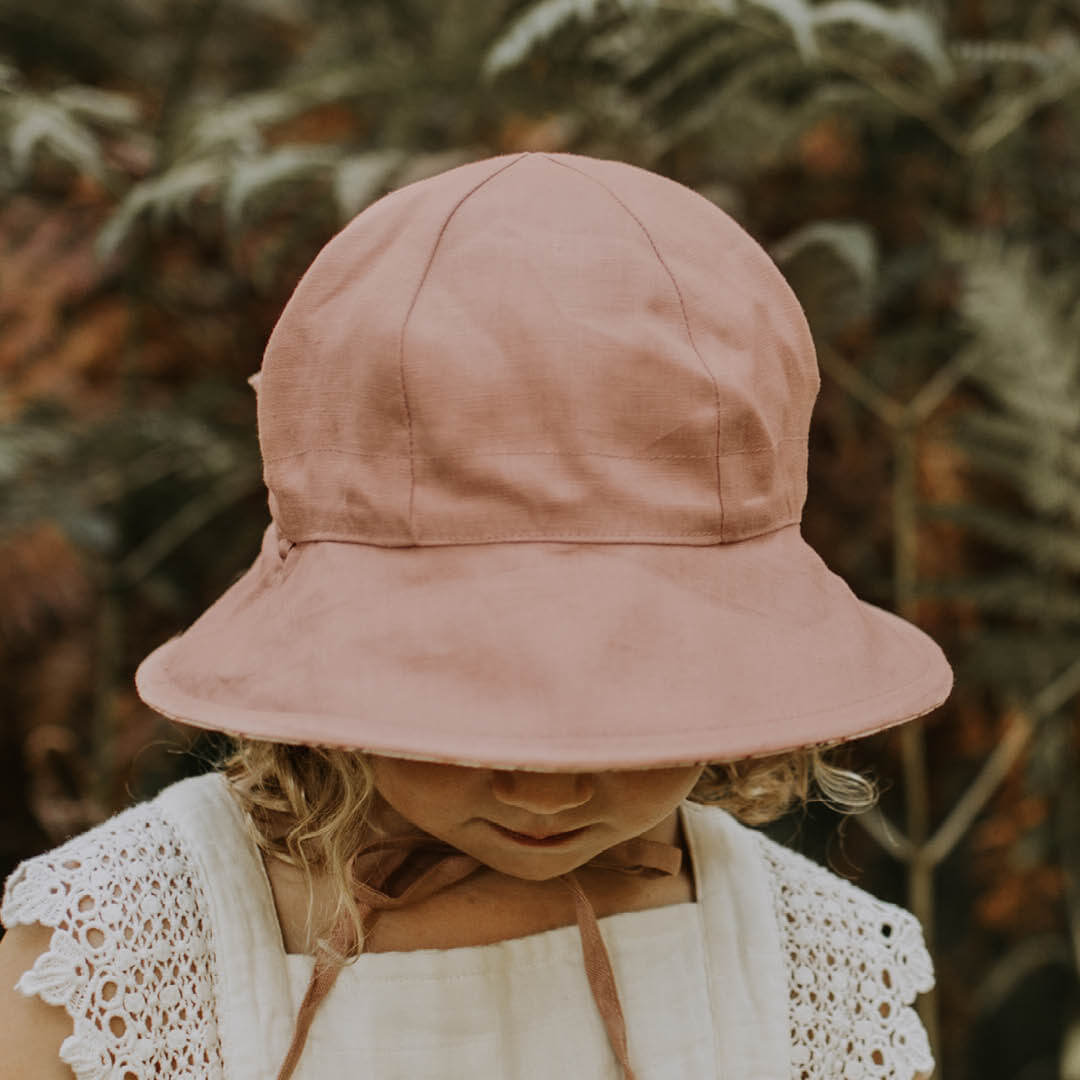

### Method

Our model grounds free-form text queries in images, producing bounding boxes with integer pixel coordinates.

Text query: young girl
[0,151,952,1079]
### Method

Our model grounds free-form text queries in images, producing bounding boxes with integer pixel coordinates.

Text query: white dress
[1,772,935,1079]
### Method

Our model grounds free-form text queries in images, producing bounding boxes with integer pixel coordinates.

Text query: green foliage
[0,397,259,577]
[946,235,1080,530]
[771,220,880,333]
[95,67,368,259]
[923,235,1080,668]
[485,0,952,81]
[0,59,138,183]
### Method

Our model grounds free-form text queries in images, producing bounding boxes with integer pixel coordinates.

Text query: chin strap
[274,833,683,1080]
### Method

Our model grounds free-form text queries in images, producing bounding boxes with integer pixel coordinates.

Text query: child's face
[367,756,706,881]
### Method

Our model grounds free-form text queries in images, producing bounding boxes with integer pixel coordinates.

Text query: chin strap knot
[274,833,683,1080]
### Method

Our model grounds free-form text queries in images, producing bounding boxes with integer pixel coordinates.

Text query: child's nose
[490,771,594,814]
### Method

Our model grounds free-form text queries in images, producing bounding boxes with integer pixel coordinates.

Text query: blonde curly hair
[218,738,876,958]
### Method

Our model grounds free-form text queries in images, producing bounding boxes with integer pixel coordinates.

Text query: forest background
[2,0,1080,1077]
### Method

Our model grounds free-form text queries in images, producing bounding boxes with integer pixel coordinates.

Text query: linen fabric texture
[2,772,935,1079]
[133,151,953,769]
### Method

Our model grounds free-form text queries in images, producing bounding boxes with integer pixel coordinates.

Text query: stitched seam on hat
[267,521,799,541]
[279,531,729,540]
[261,436,809,464]
[539,154,726,539]
[396,153,531,544]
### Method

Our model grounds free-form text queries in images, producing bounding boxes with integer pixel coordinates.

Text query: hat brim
[135,520,952,771]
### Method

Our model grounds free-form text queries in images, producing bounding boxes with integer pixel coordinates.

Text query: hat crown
[256,152,820,546]
[138,158,954,771]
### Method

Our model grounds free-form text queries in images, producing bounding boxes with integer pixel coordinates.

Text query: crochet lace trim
[2,800,934,1079]
[1,801,221,1080]
[756,833,936,1080]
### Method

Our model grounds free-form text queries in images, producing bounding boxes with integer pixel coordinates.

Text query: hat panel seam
[395,152,531,545]
[260,436,808,465]
[538,153,725,539]
[268,531,728,541]
[259,514,802,541]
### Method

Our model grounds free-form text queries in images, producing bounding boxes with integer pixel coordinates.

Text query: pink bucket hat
[134,150,953,771]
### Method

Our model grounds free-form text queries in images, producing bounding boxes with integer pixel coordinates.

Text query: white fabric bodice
[2,772,935,1079]
[285,903,712,1077]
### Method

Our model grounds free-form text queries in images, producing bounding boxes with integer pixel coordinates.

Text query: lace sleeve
[757,833,936,1080]
[0,800,223,1080]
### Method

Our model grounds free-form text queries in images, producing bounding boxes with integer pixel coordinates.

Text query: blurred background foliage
[1,0,1080,1076]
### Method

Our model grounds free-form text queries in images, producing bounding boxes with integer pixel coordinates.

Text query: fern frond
[814,1,953,81]
[51,86,140,126]
[982,378,1080,434]
[95,158,226,261]
[177,67,366,158]
[770,220,879,293]
[631,21,763,107]
[924,502,1080,573]
[915,571,1080,623]
[180,93,298,157]
[223,145,341,229]
[333,148,407,219]
[941,236,1080,535]
[3,94,106,179]
[745,0,818,60]
[652,46,806,149]
[483,0,605,79]
[954,240,1080,429]
[949,39,1056,73]
[951,411,1080,485]
[946,416,1080,521]
[581,18,656,71]
[694,0,738,14]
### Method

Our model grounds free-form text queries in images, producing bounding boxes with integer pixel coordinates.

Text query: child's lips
[488,821,590,846]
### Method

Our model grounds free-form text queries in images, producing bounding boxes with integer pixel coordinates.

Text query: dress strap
[681,800,791,1078]
[156,774,299,1079]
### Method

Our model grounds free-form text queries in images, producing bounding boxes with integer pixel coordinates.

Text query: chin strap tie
[274,833,683,1080]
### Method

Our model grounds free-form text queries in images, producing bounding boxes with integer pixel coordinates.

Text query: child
[0,151,952,1079]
